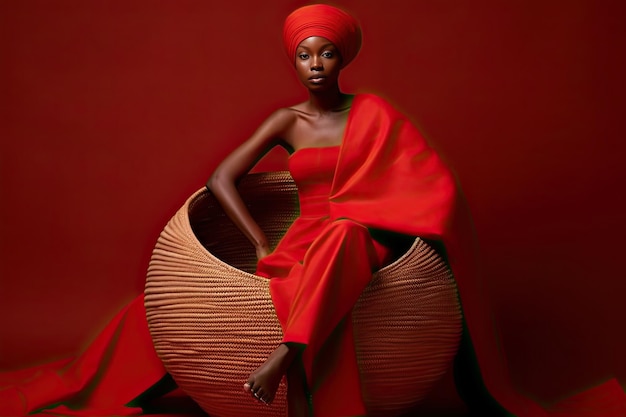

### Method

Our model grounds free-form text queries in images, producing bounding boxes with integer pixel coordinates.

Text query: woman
[208,6,399,415]
[2,4,624,417]
[208,4,482,417]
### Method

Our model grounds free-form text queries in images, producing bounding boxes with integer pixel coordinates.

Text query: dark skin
[206,36,352,412]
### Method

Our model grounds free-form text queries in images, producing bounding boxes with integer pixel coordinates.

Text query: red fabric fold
[547,378,626,417]
[325,93,625,416]
[0,294,166,416]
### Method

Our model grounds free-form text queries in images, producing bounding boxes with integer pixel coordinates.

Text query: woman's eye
[298,53,309,60]
[322,51,333,58]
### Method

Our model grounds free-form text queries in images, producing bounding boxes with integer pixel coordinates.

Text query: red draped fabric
[0,295,166,416]
[257,145,393,415]
[329,93,533,412]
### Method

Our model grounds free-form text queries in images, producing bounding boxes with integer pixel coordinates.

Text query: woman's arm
[206,108,294,260]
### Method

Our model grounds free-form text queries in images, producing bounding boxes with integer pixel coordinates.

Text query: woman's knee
[327,218,369,237]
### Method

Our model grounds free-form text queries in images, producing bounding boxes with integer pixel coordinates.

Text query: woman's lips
[309,75,326,83]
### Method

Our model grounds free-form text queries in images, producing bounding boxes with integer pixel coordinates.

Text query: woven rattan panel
[145,171,462,417]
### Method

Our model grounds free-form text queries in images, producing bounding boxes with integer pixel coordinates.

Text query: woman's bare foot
[244,343,298,405]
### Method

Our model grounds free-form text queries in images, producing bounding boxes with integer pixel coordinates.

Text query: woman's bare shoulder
[258,104,311,148]
[260,105,303,135]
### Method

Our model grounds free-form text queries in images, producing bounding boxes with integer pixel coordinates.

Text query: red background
[1,0,624,408]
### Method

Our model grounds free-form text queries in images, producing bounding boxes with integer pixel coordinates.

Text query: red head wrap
[283,4,362,68]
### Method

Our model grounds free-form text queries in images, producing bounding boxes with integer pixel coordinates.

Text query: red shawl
[331,94,626,416]
[331,93,547,416]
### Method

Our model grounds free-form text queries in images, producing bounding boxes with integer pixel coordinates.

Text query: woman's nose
[310,56,323,70]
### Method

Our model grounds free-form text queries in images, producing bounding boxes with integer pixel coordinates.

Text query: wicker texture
[145,171,462,417]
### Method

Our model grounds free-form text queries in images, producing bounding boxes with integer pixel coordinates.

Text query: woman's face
[294,36,342,91]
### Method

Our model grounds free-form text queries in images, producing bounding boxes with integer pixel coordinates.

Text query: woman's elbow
[206,170,232,193]
[206,172,219,192]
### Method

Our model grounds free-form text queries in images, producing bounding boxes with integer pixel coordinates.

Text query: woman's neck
[307,86,350,114]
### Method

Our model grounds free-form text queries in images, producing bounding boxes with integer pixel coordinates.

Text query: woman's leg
[286,352,312,417]
[246,219,391,415]
[243,342,301,405]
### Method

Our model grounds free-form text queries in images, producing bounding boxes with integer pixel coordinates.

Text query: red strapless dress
[256,145,393,417]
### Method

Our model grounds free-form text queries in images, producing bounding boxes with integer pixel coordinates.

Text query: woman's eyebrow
[296,43,336,51]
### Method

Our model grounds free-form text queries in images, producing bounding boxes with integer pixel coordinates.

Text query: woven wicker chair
[145,171,462,417]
